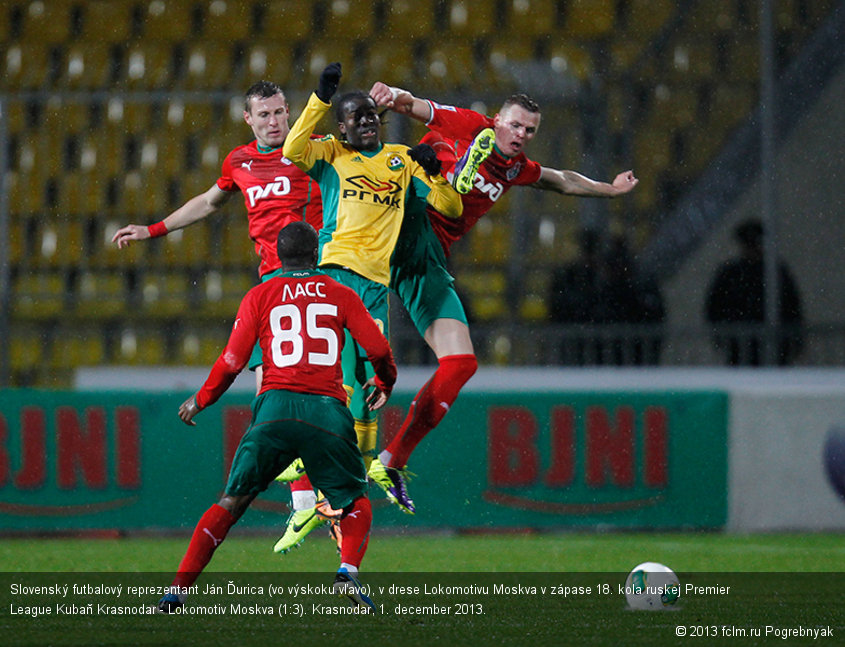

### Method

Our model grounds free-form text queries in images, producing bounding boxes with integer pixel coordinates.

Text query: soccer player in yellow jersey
[277,63,465,545]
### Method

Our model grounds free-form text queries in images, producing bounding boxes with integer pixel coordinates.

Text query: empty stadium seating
[3,0,837,384]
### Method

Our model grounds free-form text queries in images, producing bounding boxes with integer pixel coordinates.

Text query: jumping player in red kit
[156,222,395,614]
[366,81,639,510]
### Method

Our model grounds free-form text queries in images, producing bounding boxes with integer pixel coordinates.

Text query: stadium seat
[9,332,44,372]
[200,270,253,319]
[220,219,255,268]
[256,1,315,40]
[202,0,253,41]
[18,0,75,45]
[3,42,52,90]
[116,328,167,365]
[182,43,235,89]
[621,0,675,40]
[460,269,507,321]
[381,0,436,39]
[367,40,417,87]
[548,42,593,81]
[159,223,212,269]
[562,0,615,39]
[138,0,196,42]
[423,40,476,89]
[124,45,176,89]
[78,0,135,44]
[447,0,498,38]
[12,271,66,320]
[61,42,117,89]
[687,0,739,34]
[50,330,107,370]
[323,0,376,40]
[7,170,45,215]
[507,0,557,37]
[140,271,191,318]
[304,39,356,84]
[75,271,128,319]
[519,270,551,321]
[240,41,295,86]
[668,38,717,81]
[179,328,227,366]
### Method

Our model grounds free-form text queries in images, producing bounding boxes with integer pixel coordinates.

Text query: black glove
[316,62,342,102]
[408,143,442,176]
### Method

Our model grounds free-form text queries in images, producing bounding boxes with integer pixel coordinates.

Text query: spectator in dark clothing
[705,219,803,365]
[599,235,666,365]
[549,229,605,364]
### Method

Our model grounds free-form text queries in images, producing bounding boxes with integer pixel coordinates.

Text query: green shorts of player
[390,206,469,337]
[225,389,367,511]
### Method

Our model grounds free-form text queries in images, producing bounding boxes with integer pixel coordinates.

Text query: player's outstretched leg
[451,127,495,194]
[274,458,306,483]
[157,503,237,613]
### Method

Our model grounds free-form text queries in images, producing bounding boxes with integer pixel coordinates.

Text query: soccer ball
[624,562,681,610]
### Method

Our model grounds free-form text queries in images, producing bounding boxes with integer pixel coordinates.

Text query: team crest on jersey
[506,162,523,182]
[387,155,405,171]
[316,135,333,142]
[281,157,292,165]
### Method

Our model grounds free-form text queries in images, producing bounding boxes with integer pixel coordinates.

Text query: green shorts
[391,210,468,336]
[320,266,390,424]
[225,389,366,511]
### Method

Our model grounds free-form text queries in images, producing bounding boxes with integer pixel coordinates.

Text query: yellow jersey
[283,93,462,286]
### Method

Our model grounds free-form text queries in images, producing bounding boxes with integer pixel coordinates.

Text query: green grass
[1,532,843,646]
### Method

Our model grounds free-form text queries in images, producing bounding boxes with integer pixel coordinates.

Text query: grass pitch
[1,532,843,646]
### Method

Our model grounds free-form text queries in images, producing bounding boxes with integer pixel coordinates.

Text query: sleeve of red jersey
[195,290,259,409]
[340,287,397,393]
[514,158,543,185]
[216,149,237,192]
[427,102,491,141]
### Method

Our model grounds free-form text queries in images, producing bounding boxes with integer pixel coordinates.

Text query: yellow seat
[548,42,593,80]
[140,272,191,318]
[200,270,254,319]
[180,329,227,366]
[79,0,135,44]
[202,0,253,41]
[124,45,176,89]
[61,42,116,90]
[381,0,435,39]
[622,0,675,40]
[10,333,44,372]
[116,328,167,365]
[138,0,195,42]
[323,0,376,40]
[508,0,557,37]
[241,40,295,86]
[51,331,107,370]
[12,272,66,320]
[460,269,507,321]
[8,171,46,215]
[159,222,212,269]
[182,44,234,89]
[447,0,499,38]
[563,0,615,39]
[18,0,75,44]
[220,220,255,268]
[3,42,51,90]
[75,271,127,318]
[257,1,315,40]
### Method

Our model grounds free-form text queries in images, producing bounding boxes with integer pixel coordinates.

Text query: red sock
[339,496,372,568]
[289,473,313,493]
[386,354,477,467]
[172,504,237,589]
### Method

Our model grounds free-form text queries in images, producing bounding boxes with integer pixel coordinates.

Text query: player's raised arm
[283,63,341,168]
[369,82,433,123]
[532,167,639,197]
[112,184,232,248]
[407,143,463,220]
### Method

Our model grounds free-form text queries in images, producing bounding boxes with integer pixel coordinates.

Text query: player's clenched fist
[316,62,342,103]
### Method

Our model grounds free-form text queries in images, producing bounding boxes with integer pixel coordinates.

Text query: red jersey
[424,101,542,254]
[218,140,323,276]
[196,269,396,409]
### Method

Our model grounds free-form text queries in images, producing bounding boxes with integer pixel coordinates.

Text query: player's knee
[452,354,478,385]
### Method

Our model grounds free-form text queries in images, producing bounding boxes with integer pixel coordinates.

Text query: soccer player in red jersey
[156,222,395,614]
[366,82,638,506]
[112,81,325,533]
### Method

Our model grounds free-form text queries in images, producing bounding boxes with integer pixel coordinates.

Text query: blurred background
[1,0,844,388]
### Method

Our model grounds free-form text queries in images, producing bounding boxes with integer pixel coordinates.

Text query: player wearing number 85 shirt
[157,221,395,614]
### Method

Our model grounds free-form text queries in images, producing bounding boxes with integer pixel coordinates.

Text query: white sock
[378,450,393,466]
[340,562,358,575]
[291,490,317,511]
